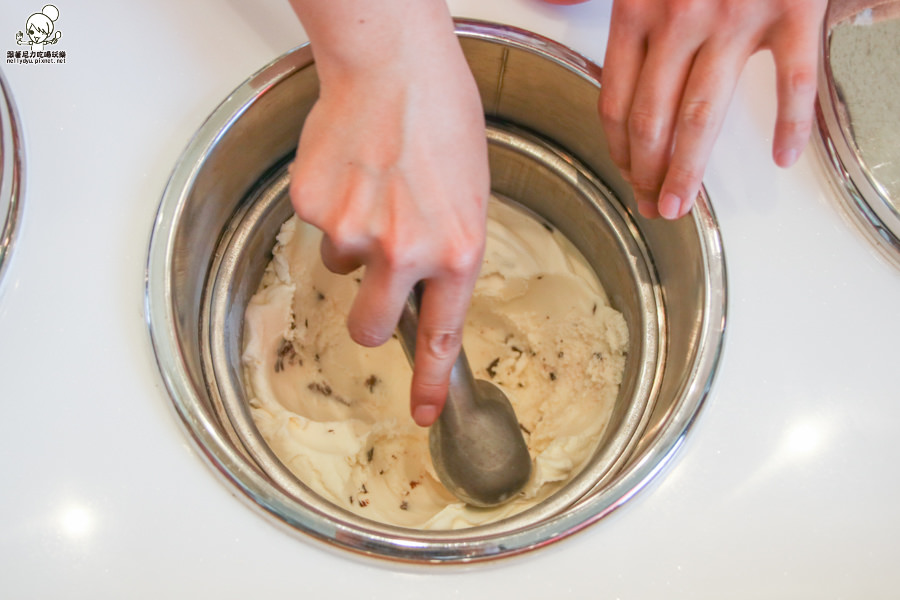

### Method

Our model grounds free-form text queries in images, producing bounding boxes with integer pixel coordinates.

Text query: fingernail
[776,148,799,168]
[413,405,439,427]
[659,193,681,220]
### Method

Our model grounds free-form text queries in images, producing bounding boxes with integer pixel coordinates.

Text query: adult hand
[599,0,828,219]
[288,0,490,427]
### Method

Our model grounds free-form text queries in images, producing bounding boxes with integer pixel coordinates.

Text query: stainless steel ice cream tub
[0,69,24,289]
[815,6,900,268]
[146,20,726,563]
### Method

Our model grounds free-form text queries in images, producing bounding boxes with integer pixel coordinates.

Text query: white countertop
[2,1,899,597]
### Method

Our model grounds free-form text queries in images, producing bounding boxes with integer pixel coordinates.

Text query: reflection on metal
[815,10,900,268]
[0,69,24,288]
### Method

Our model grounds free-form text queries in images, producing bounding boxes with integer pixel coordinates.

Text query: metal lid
[0,69,24,287]
[815,5,900,267]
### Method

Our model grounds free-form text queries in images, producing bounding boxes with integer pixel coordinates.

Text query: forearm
[288,0,458,80]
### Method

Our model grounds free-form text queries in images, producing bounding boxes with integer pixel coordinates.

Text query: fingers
[599,1,647,178]
[602,2,715,220]
[768,10,822,168]
[342,249,482,428]
[658,44,746,219]
[320,234,362,275]
[345,261,413,348]
[624,30,702,219]
[601,0,824,221]
[408,275,478,427]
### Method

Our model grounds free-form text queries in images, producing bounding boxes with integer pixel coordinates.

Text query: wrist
[290,0,458,81]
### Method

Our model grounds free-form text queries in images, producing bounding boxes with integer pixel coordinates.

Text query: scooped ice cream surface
[242,197,628,530]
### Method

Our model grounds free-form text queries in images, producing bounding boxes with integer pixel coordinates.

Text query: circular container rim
[813,17,900,268]
[0,69,25,290]
[145,19,727,564]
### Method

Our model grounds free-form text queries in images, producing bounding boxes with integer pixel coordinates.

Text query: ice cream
[828,17,900,202]
[241,197,628,530]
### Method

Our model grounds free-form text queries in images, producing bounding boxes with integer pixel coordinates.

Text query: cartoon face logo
[16,5,62,51]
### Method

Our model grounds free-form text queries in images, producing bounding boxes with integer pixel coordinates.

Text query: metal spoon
[397,285,532,507]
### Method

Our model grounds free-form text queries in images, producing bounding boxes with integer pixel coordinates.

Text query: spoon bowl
[430,378,533,507]
[397,288,532,507]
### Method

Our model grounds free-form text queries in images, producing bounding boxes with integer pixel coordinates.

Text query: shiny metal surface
[0,69,24,288]
[146,20,726,563]
[814,12,900,268]
[397,285,533,508]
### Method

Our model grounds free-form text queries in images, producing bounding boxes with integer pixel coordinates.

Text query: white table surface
[1,1,898,598]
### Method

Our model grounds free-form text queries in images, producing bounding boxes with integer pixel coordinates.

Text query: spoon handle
[395,283,424,367]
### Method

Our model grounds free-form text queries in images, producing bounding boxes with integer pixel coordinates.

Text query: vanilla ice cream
[241,197,628,530]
